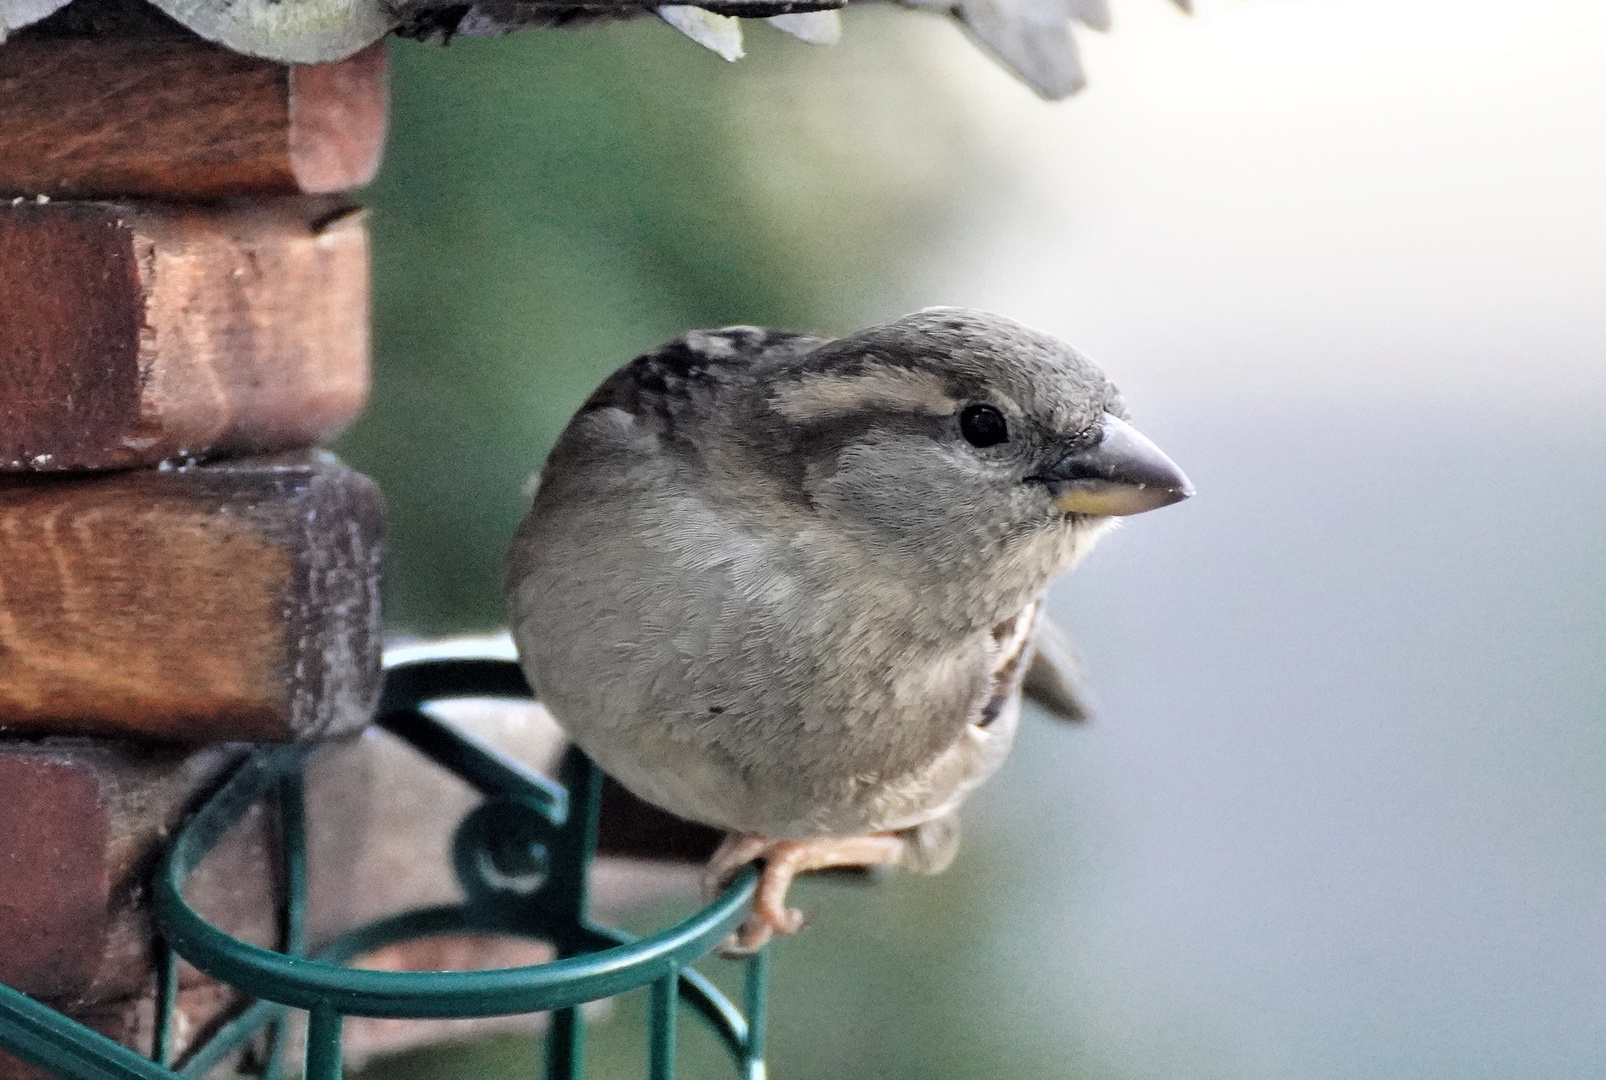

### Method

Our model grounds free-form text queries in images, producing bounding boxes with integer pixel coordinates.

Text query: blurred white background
[920,0,1606,413]
[878,2,1606,1076]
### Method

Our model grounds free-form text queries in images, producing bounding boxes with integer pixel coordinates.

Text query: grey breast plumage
[506,319,1096,840]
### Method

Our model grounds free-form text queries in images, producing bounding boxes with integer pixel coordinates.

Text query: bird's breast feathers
[513,481,1040,835]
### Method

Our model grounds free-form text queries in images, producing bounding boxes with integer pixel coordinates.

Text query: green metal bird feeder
[0,643,769,1080]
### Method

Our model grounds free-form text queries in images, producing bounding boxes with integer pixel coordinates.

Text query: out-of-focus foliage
[337,10,1003,631]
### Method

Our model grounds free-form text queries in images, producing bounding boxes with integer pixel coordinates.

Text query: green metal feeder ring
[153,752,758,1017]
[154,829,758,1017]
[138,640,770,1080]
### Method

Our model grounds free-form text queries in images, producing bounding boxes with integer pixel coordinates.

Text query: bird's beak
[1036,414,1194,517]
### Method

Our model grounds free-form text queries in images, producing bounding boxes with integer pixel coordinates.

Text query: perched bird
[506,308,1191,951]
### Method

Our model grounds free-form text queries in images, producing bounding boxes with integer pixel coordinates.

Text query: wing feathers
[1022,613,1092,723]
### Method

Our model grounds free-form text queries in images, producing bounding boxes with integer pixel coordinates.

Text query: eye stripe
[769,364,957,422]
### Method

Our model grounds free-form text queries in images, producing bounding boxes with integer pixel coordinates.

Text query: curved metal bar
[377,648,565,817]
[379,707,568,823]
[175,925,761,1080]
[139,645,769,1080]
[155,846,757,1018]
[378,648,528,713]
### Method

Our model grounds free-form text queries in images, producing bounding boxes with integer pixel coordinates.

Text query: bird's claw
[703,832,909,956]
[720,901,808,958]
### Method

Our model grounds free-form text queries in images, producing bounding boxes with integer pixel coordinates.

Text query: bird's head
[748,307,1193,607]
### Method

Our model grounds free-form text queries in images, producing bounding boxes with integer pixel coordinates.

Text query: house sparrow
[506,308,1191,951]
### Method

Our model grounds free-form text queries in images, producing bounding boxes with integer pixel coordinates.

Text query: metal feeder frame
[0,644,768,1080]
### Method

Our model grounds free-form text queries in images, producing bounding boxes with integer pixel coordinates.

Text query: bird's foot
[704,833,908,957]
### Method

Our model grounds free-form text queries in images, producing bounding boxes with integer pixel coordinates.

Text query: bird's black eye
[959,404,1009,448]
